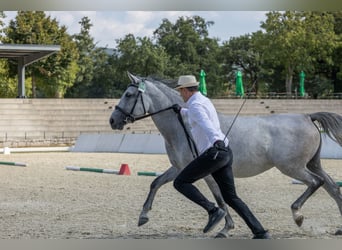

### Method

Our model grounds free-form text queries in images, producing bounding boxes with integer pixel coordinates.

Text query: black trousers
[173,146,266,235]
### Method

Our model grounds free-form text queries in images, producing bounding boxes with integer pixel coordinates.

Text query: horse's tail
[309,112,342,147]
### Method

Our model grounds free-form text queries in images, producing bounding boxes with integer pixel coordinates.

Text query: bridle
[115,80,173,124]
[115,83,147,123]
[115,79,198,158]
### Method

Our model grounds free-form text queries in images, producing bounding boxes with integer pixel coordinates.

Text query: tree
[65,16,109,97]
[114,34,169,77]
[66,16,96,97]
[154,16,215,76]
[0,59,17,97]
[199,36,224,97]
[0,12,17,97]
[0,11,6,41]
[330,11,342,94]
[260,11,337,95]
[153,15,224,97]
[88,50,116,97]
[221,33,266,96]
[3,11,79,97]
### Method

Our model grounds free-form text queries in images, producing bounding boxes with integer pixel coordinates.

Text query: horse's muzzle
[109,118,114,125]
[109,117,125,130]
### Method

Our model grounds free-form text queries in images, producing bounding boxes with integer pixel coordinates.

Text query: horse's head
[109,72,152,130]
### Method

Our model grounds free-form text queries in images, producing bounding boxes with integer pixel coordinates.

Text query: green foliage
[88,51,116,97]
[106,34,171,97]
[154,16,215,75]
[114,34,169,76]
[153,15,222,97]
[221,34,264,95]
[329,11,342,93]
[0,59,17,97]
[0,11,6,41]
[65,16,108,97]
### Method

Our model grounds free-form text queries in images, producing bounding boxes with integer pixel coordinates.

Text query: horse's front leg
[204,176,235,238]
[138,166,179,226]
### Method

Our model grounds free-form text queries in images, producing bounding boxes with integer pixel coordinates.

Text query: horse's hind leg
[278,164,324,227]
[291,172,324,227]
[307,157,342,235]
[138,166,178,226]
[204,175,235,238]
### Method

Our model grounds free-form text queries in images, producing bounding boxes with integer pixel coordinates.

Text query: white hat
[175,75,199,90]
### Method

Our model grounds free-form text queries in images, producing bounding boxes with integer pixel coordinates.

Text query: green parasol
[235,70,244,97]
[299,71,305,97]
[199,69,207,96]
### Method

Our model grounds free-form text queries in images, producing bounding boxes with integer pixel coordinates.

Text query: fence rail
[218,92,342,99]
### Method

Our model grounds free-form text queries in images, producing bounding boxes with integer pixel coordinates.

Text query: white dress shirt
[180,92,229,154]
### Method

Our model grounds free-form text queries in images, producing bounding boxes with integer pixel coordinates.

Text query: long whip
[223,79,257,141]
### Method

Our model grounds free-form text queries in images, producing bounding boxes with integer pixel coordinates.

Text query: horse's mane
[146,76,183,103]
[147,75,177,88]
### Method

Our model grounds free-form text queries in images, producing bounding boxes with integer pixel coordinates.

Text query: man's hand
[171,104,182,114]
[214,140,227,151]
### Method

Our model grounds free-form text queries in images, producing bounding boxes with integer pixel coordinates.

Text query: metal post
[17,57,26,98]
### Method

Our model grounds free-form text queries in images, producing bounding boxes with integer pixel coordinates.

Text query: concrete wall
[321,134,342,159]
[72,133,167,154]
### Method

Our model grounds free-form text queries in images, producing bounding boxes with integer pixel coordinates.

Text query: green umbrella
[235,70,244,97]
[199,69,207,96]
[299,71,305,97]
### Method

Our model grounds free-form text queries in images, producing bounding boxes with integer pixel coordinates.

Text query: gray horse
[109,72,342,238]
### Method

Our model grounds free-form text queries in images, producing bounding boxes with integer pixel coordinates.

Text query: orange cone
[119,163,131,175]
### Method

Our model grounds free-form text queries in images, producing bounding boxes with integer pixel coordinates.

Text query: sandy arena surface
[0,152,341,239]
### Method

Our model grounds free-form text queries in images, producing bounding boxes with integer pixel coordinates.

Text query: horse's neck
[152,113,179,139]
[148,83,184,144]
[148,82,182,112]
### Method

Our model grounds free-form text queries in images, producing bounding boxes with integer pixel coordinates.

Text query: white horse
[109,72,342,238]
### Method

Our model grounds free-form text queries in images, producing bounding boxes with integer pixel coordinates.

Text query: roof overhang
[0,44,61,97]
[0,44,61,66]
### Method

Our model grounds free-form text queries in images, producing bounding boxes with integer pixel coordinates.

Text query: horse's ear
[127,71,140,84]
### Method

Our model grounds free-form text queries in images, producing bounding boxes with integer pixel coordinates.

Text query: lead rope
[176,112,198,159]
[117,103,197,158]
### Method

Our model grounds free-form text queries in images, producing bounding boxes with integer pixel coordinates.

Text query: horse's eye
[125,92,132,98]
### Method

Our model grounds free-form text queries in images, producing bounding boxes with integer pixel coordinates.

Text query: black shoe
[252,231,271,239]
[203,207,226,233]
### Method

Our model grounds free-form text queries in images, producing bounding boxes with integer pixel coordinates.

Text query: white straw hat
[175,75,199,90]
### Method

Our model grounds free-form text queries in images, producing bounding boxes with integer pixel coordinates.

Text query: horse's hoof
[215,232,228,238]
[215,233,228,238]
[138,216,149,227]
[335,228,342,235]
[294,215,304,227]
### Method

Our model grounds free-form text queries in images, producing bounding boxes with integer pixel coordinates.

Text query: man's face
[178,88,190,102]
